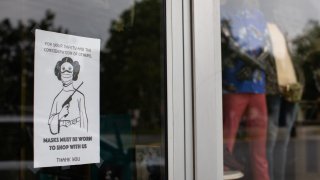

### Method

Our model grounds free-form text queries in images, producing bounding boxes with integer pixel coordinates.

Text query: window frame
[166,0,194,179]
[191,0,224,179]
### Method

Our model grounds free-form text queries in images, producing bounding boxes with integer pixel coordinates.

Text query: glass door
[192,0,320,180]
[220,1,320,180]
[0,0,188,179]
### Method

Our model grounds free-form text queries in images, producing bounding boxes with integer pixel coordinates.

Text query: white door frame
[192,0,224,179]
[167,0,194,179]
[167,0,223,179]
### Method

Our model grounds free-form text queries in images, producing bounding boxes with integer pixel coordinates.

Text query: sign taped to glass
[34,29,100,168]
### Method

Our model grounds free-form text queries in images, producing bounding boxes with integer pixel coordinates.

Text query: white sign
[34,29,100,168]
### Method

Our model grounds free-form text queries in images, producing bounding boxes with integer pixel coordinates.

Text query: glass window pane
[221,0,320,180]
[0,0,167,179]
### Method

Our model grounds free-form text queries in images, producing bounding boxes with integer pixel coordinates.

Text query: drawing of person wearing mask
[48,57,88,135]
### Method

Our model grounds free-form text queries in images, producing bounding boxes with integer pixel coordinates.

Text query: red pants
[223,94,269,180]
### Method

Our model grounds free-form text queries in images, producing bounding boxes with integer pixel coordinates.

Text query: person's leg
[223,93,249,153]
[266,95,281,180]
[274,99,298,180]
[246,94,269,180]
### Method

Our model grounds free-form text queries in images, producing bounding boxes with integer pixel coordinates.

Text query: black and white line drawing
[48,57,88,135]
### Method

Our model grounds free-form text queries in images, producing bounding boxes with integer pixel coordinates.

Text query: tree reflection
[0,11,69,177]
[0,10,67,115]
[293,20,320,120]
[101,0,164,131]
[293,20,320,59]
[0,0,164,131]
[0,0,165,178]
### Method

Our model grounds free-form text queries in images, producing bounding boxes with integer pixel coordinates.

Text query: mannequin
[221,1,270,180]
[266,23,302,180]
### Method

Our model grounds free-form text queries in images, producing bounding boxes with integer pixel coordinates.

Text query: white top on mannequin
[267,23,297,86]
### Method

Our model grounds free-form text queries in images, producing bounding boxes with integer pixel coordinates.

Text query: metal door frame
[167,0,223,179]
[167,0,194,179]
[192,0,224,179]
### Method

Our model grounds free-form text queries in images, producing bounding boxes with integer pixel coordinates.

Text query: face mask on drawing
[61,62,74,87]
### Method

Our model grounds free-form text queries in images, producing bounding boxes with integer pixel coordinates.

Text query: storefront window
[0,0,166,179]
[221,0,320,179]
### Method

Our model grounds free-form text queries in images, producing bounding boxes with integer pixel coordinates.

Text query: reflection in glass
[0,0,166,179]
[221,0,270,180]
[222,0,320,180]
